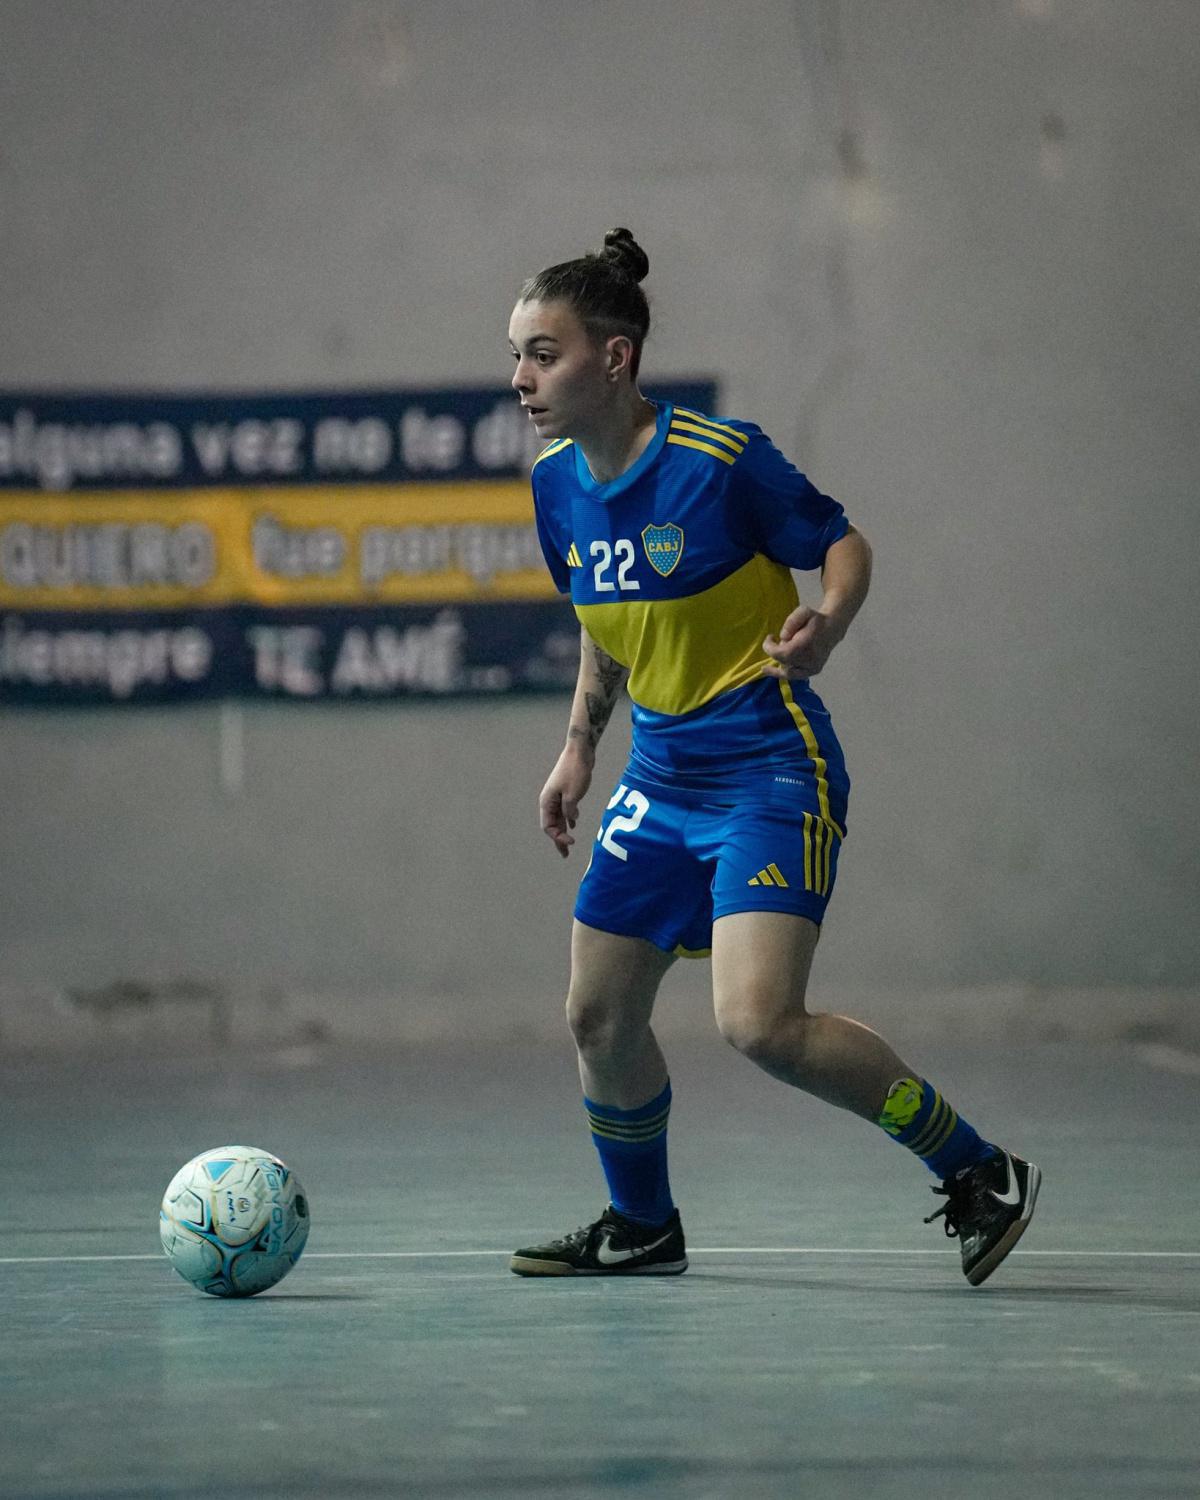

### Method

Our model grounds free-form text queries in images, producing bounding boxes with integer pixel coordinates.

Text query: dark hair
[520,227,651,377]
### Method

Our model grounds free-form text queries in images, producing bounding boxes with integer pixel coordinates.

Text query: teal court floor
[1,1033,1197,1499]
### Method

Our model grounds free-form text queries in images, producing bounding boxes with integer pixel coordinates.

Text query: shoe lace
[923,1177,969,1239]
[549,1224,592,1252]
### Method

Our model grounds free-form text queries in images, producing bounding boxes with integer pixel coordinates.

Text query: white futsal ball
[159,1145,310,1297]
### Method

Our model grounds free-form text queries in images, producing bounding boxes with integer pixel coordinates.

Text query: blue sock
[583,1081,675,1225]
[877,1077,996,1180]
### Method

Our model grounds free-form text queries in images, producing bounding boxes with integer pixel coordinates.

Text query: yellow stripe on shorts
[778,682,845,840]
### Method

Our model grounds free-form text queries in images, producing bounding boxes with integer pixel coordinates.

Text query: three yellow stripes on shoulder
[538,411,747,471]
[666,410,746,466]
[747,814,836,896]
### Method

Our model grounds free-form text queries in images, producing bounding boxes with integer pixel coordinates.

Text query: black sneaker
[924,1148,1042,1287]
[510,1205,687,1277]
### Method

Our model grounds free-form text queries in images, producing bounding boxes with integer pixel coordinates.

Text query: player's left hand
[762,605,843,680]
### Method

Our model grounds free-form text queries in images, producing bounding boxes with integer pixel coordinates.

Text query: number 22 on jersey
[600,784,650,861]
[590,540,641,593]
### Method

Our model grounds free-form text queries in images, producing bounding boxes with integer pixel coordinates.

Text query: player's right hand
[539,744,594,858]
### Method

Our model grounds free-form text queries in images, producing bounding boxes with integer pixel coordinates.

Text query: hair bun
[600,227,649,283]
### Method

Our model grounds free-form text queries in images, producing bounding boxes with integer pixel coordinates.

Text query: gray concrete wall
[1,0,1197,1047]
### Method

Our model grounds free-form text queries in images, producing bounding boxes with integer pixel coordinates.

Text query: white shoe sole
[509,1255,688,1277]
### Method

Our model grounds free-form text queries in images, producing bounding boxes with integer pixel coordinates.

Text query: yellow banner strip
[0,482,561,608]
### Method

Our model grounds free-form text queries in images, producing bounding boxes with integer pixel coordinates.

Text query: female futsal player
[507,228,1040,1287]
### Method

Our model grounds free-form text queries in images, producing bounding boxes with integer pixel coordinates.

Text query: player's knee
[715,997,804,1069]
[565,990,631,1060]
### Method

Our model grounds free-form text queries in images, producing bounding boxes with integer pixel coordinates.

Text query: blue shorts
[574,775,846,957]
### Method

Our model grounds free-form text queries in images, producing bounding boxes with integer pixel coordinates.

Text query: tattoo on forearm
[566,692,615,754]
[587,689,614,730]
[568,640,626,752]
[593,646,625,699]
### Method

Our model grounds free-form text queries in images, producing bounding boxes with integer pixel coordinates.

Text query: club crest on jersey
[641,522,684,577]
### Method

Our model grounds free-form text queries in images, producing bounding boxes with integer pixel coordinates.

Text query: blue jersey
[530,401,851,830]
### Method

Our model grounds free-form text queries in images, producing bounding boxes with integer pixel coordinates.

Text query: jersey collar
[572,401,672,501]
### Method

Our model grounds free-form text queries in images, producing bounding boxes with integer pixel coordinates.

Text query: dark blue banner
[0,602,582,704]
[0,382,717,492]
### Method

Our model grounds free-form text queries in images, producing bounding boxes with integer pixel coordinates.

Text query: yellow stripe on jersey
[673,942,712,958]
[668,418,746,456]
[531,437,573,470]
[665,434,737,466]
[566,543,582,568]
[576,553,799,716]
[766,863,788,888]
[675,409,748,445]
[803,815,814,892]
[779,681,846,839]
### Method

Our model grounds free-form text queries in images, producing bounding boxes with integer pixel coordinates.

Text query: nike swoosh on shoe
[594,1230,674,1266]
[988,1150,1022,1207]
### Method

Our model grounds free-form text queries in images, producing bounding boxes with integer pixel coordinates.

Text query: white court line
[1,1248,1198,1266]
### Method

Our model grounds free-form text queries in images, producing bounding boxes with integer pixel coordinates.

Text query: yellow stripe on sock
[586,1105,672,1136]
[909,1097,949,1157]
[587,1105,672,1130]
[921,1106,959,1157]
[588,1117,671,1144]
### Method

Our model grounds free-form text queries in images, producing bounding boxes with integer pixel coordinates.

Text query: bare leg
[568,919,675,1109]
[711,910,916,1120]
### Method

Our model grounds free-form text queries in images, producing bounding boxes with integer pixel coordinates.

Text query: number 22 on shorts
[599,785,650,862]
